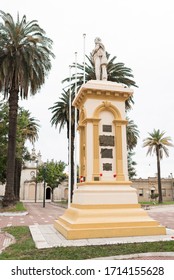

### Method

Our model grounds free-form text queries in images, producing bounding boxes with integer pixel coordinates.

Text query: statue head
[94,37,102,44]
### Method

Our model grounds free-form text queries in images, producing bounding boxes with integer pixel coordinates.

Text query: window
[139,188,143,196]
[162,189,166,197]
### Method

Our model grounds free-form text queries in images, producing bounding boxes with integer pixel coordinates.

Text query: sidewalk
[29,223,174,248]
[1,203,174,259]
[0,229,15,254]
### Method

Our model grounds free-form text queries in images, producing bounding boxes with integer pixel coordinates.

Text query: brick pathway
[1,203,173,229]
[129,205,174,259]
[0,202,65,228]
[148,205,174,229]
[0,202,65,254]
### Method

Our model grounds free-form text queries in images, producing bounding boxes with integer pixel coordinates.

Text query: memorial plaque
[103,163,112,171]
[103,125,112,132]
[101,148,113,158]
[99,135,114,146]
[94,177,99,181]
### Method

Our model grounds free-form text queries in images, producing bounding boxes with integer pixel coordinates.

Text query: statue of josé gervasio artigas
[91,37,108,80]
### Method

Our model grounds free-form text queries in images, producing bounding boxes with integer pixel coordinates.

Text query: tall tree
[0,11,54,206]
[15,108,39,200]
[143,129,173,203]
[0,102,39,199]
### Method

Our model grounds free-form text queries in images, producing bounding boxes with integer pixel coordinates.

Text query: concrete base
[29,224,174,249]
[54,203,166,240]
[72,182,138,204]
[54,183,166,239]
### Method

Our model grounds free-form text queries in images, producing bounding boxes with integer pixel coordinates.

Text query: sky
[1,0,174,179]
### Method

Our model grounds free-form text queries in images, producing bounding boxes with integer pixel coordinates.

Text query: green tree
[0,11,54,206]
[14,108,39,200]
[126,117,139,179]
[126,117,139,151]
[127,151,137,179]
[0,102,39,199]
[37,160,67,202]
[143,129,173,203]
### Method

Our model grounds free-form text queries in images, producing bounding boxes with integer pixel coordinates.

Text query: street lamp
[35,159,38,203]
[43,163,47,208]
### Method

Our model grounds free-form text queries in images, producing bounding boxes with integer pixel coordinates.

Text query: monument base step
[54,204,166,240]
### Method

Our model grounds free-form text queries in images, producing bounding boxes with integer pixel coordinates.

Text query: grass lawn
[0,226,174,260]
[0,202,27,213]
[140,201,174,206]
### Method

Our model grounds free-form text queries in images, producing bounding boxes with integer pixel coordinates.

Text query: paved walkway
[1,203,174,259]
[0,202,65,227]
[0,202,65,254]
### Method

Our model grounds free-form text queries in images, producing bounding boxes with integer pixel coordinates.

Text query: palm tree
[49,90,75,200]
[126,117,139,151]
[0,11,54,206]
[143,129,173,203]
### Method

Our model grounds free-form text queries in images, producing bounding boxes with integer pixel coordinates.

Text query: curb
[90,252,174,260]
[0,211,28,217]
[0,232,16,254]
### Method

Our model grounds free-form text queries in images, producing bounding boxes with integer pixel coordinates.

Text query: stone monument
[54,39,166,239]
[91,37,108,80]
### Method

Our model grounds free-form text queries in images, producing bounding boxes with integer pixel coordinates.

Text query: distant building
[0,148,68,202]
[131,176,174,202]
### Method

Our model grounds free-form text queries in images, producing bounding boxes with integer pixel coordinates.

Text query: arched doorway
[46,187,51,200]
[28,183,35,200]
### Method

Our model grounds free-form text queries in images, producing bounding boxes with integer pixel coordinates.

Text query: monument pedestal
[54,182,166,239]
[54,80,166,239]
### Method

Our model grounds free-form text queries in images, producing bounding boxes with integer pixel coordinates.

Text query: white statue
[92,37,108,80]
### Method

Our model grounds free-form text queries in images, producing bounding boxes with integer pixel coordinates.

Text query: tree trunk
[51,189,54,202]
[156,147,163,203]
[3,89,18,207]
[14,158,22,201]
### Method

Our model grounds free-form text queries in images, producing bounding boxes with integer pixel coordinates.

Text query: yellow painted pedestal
[54,80,166,240]
[54,203,166,240]
[54,183,166,240]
